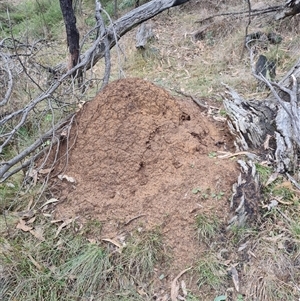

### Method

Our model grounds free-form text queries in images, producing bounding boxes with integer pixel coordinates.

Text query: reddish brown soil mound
[53,78,238,273]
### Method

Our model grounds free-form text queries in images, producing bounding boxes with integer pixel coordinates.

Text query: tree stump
[135,22,155,49]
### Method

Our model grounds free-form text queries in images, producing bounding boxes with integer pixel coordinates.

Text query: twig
[1,0,191,182]
[124,214,146,226]
[0,114,75,182]
[170,267,192,301]
[175,89,208,109]
[0,53,13,106]
[195,5,282,24]
[241,0,252,58]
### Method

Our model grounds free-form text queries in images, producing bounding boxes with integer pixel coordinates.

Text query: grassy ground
[1,0,300,300]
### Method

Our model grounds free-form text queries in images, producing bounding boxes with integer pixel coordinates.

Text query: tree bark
[223,60,300,173]
[275,0,300,20]
[59,0,80,70]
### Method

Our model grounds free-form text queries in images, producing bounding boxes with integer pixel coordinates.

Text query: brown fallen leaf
[27,197,34,211]
[181,280,187,296]
[171,267,192,301]
[16,210,36,219]
[16,219,32,232]
[26,168,38,186]
[265,172,279,186]
[40,198,60,209]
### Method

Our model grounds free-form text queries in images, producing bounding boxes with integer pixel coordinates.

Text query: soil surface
[53,78,239,279]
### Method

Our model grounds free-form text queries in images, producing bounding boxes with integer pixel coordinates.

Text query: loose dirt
[52,77,238,277]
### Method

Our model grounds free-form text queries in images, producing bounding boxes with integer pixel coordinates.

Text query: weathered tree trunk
[223,59,300,173]
[275,0,300,20]
[136,22,154,49]
[59,0,80,70]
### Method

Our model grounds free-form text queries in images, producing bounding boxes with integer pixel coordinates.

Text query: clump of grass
[0,181,20,211]
[81,219,102,237]
[243,239,298,301]
[0,220,166,300]
[195,213,220,243]
[195,254,227,291]
[122,228,167,281]
[255,163,272,184]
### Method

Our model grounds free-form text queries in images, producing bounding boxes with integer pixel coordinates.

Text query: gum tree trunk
[59,0,80,70]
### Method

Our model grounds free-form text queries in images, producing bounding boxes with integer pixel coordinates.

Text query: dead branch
[0,114,75,183]
[175,89,208,110]
[275,0,300,20]
[0,0,191,182]
[0,53,13,106]
[136,22,155,49]
[53,0,191,74]
[195,5,282,24]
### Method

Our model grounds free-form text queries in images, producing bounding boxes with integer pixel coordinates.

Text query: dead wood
[59,0,80,71]
[135,21,154,49]
[227,160,260,228]
[275,0,300,20]
[223,38,300,173]
[195,5,282,24]
[53,0,191,75]
[0,0,191,182]
[223,64,300,173]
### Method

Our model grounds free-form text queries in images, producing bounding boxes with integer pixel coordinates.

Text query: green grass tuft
[195,213,220,243]
[196,254,227,290]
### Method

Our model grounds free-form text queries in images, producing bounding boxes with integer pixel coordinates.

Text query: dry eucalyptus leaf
[265,172,279,186]
[16,210,35,219]
[58,174,76,183]
[40,198,60,209]
[16,219,32,232]
[26,168,38,186]
[171,267,192,301]
[55,218,74,238]
[38,168,53,174]
[181,280,187,296]
[28,254,43,271]
[171,281,179,301]
[27,216,36,224]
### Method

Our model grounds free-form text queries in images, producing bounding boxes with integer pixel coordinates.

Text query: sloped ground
[52,77,238,285]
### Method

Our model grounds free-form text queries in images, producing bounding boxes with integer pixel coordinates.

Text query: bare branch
[95,0,111,90]
[196,5,283,24]
[0,53,13,106]
[54,0,192,74]
[0,0,191,182]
